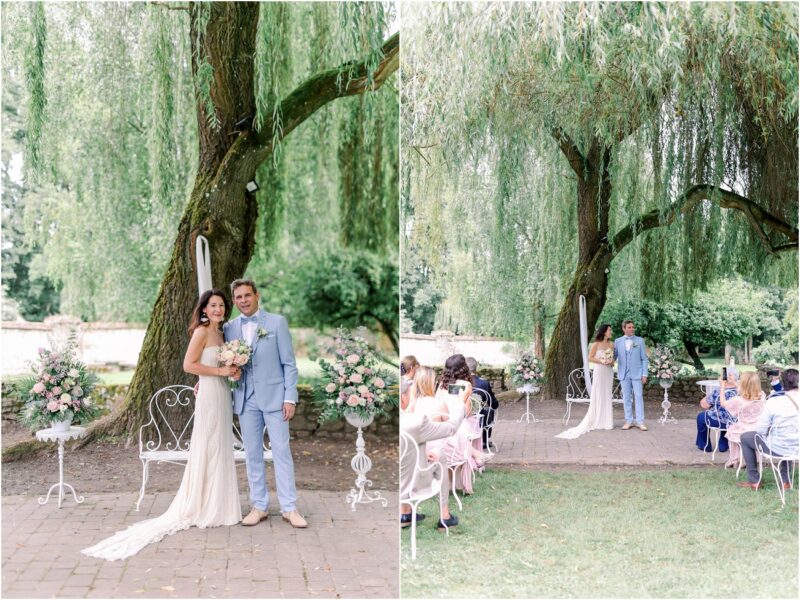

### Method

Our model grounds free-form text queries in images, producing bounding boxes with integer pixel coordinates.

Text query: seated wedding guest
[466,357,499,450]
[400,380,466,530]
[407,366,448,419]
[427,354,492,496]
[400,355,420,411]
[696,367,739,453]
[737,368,800,490]
[720,372,766,469]
[767,369,783,393]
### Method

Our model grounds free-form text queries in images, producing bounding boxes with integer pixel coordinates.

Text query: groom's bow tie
[241,315,258,324]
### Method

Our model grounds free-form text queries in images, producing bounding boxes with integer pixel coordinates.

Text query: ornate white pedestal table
[344,413,388,511]
[35,425,87,508]
[658,379,677,425]
[516,384,541,424]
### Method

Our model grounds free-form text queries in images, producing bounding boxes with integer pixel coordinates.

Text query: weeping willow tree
[7,1,399,437]
[404,2,798,397]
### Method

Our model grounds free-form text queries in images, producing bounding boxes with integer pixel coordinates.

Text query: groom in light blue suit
[224,279,307,528]
[614,320,649,431]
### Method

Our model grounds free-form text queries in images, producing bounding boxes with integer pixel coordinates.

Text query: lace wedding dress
[556,349,614,439]
[82,346,242,561]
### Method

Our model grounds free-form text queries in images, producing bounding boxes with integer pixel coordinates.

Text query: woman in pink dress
[426,354,492,495]
[721,371,766,469]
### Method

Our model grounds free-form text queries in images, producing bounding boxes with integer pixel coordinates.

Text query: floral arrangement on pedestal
[18,339,100,431]
[510,350,544,387]
[314,329,397,424]
[651,344,681,381]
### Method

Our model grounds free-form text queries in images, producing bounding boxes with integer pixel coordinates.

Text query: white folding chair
[705,402,735,463]
[400,431,446,560]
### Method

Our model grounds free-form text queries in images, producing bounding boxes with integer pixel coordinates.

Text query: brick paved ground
[490,398,727,467]
[1,490,398,599]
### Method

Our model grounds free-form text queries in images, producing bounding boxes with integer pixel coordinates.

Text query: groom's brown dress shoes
[282,510,308,528]
[242,508,269,526]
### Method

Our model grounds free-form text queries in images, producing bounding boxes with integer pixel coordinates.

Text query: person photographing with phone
[425,354,493,523]
[695,366,740,453]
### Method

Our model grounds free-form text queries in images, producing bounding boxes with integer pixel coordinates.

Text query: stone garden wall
[1,381,398,443]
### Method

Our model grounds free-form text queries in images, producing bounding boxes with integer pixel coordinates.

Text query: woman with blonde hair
[400,355,421,411]
[407,366,448,418]
[721,371,766,469]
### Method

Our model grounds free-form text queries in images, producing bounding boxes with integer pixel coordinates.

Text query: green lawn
[401,468,798,598]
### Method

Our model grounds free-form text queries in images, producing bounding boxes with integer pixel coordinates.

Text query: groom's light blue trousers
[620,377,645,424]
[239,399,297,513]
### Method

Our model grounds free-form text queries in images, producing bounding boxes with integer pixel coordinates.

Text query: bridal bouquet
[510,350,544,387]
[18,338,100,431]
[651,344,681,380]
[314,328,397,424]
[216,340,251,389]
[601,348,614,365]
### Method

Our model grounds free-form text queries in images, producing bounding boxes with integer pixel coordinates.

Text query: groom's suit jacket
[223,309,298,415]
[614,336,649,380]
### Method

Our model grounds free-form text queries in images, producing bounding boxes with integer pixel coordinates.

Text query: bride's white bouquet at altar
[314,329,397,424]
[651,344,681,380]
[510,350,544,387]
[18,338,100,431]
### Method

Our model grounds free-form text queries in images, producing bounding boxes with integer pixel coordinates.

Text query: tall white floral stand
[35,424,87,508]
[516,384,541,424]
[344,413,388,511]
[658,379,677,425]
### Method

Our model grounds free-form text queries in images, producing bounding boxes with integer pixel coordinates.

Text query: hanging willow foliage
[3,1,398,322]
[403,1,798,345]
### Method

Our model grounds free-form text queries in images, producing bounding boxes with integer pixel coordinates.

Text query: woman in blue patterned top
[695,367,739,453]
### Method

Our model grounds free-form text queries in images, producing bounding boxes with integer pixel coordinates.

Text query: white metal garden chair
[754,414,799,507]
[564,368,623,425]
[704,401,735,463]
[472,388,499,453]
[400,430,446,560]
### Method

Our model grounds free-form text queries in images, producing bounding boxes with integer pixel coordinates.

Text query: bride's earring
[200,312,209,323]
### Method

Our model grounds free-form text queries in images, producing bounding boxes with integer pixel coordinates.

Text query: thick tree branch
[551,127,587,180]
[249,32,399,159]
[610,184,799,258]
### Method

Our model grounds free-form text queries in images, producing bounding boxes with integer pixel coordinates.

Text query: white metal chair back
[471,388,498,454]
[566,368,590,401]
[756,413,799,507]
[400,430,445,560]
[139,385,196,453]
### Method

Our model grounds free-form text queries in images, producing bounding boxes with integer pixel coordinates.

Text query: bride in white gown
[82,289,243,561]
[556,324,615,439]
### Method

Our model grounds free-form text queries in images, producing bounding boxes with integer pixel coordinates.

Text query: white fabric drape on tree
[195,235,212,297]
[579,295,592,395]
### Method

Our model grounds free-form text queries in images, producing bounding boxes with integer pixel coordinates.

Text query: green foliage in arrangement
[17,339,101,431]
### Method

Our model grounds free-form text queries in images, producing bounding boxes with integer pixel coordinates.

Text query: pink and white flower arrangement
[216,339,252,389]
[18,338,100,431]
[314,328,397,423]
[651,344,681,380]
[510,349,544,386]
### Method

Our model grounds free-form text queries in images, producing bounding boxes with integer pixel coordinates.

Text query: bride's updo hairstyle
[188,289,231,336]
[594,323,612,342]
[438,354,472,390]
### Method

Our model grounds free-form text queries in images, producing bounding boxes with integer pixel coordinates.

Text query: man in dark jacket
[466,357,499,450]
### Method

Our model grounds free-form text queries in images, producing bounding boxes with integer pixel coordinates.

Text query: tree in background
[601,280,788,370]
[6,2,398,438]
[403,3,798,396]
